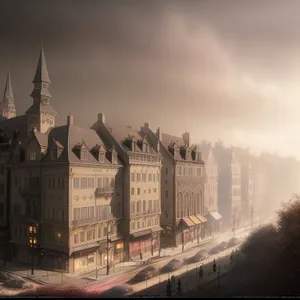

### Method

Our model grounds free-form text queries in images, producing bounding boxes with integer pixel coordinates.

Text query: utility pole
[232,213,236,236]
[181,218,184,253]
[106,219,112,276]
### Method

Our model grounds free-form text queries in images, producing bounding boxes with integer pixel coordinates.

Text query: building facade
[142,125,206,248]
[0,46,124,273]
[92,118,162,259]
[197,142,221,235]
[213,145,242,232]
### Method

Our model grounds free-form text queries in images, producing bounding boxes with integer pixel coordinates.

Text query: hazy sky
[1,0,300,157]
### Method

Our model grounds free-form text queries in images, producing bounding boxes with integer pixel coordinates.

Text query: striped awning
[189,215,201,225]
[209,211,222,221]
[182,217,195,227]
[196,215,207,223]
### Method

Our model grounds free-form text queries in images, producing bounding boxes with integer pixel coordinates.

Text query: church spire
[3,70,14,104]
[30,44,51,100]
[1,70,16,119]
[33,44,51,84]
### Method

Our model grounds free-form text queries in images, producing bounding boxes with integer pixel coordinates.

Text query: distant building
[213,145,242,232]
[142,124,206,248]
[0,46,124,273]
[196,142,221,235]
[92,119,162,259]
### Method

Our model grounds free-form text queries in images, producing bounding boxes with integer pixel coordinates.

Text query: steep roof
[161,133,185,149]
[106,123,157,154]
[3,71,14,104]
[33,45,50,84]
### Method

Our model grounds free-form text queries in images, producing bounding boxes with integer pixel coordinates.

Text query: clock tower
[25,44,57,133]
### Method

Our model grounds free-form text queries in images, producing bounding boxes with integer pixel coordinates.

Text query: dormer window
[29,151,38,161]
[186,149,192,161]
[99,151,105,162]
[112,152,117,164]
[81,149,87,160]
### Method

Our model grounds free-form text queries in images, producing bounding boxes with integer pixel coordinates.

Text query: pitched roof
[34,131,48,147]
[161,133,185,149]
[106,123,157,154]
[33,45,51,83]
[3,71,14,104]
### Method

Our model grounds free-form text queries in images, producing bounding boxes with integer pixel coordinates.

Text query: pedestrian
[213,259,216,273]
[166,279,172,296]
[140,251,143,261]
[177,278,182,295]
[199,265,203,279]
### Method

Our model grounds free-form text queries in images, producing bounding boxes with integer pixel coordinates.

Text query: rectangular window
[29,151,37,161]
[131,187,134,195]
[137,188,140,195]
[74,233,79,244]
[80,231,85,242]
[97,178,103,188]
[165,190,168,198]
[143,200,146,211]
[131,173,135,182]
[81,207,87,220]
[98,226,101,238]
[89,206,95,218]
[149,200,153,212]
[74,208,80,221]
[148,174,152,182]
[153,174,156,183]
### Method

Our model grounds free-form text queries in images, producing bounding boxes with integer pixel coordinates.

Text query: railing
[72,217,98,228]
[95,187,115,196]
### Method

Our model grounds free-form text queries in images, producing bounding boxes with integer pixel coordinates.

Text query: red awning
[182,217,195,227]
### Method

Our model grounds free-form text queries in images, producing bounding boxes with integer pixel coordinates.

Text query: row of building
[0,45,258,273]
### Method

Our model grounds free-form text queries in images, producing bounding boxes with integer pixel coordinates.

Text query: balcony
[72,218,98,229]
[19,187,40,197]
[95,187,115,197]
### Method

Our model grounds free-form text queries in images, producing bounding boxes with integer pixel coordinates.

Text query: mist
[2,1,300,157]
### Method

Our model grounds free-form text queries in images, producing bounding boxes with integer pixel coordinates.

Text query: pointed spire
[33,44,51,84]
[3,70,14,104]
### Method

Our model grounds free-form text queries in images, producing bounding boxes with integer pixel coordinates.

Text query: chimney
[98,113,105,124]
[144,122,149,128]
[156,127,162,141]
[182,132,190,146]
[67,113,74,126]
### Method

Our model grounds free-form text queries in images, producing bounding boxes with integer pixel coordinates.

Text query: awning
[196,215,207,223]
[189,215,201,225]
[210,211,222,220]
[131,229,152,238]
[152,226,163,233]
[71,242,99,255]
[181,217,195,227]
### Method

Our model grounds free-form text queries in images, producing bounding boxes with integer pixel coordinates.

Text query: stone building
[142,125,206,248]
[91,119,162,259]
[213,144,242,232]
[0,46,124,273]
[196,142,221,235]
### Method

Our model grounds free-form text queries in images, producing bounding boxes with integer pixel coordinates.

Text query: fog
[2,1,300,157]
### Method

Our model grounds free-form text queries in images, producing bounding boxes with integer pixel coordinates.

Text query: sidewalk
[0,234,221,288]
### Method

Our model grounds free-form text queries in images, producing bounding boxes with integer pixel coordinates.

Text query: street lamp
[28,223,38,276]
[181,218,184,253]
[106,219,113,276]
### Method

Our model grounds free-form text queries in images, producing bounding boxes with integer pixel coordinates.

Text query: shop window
[87,254,94,264]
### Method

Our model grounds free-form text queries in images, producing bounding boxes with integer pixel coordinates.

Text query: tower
[25,44,57,133]
[1,70,16,119]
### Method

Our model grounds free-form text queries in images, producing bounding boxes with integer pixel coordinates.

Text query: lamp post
[181,218,184,253]
[28,223,38,276]
[106,219,112,276]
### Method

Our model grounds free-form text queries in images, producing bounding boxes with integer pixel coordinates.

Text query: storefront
[176,217,195,246]
[130,229,152,258]
[111,236,124,263]
[189,215,202,243]
[204,211,222,235]
[72,243,99,273]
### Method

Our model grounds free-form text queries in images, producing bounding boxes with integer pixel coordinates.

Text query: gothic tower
[1,70,16,119]
[25,45,57,133]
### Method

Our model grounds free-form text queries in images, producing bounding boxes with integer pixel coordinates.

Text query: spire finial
[41,36,43,48]
[8,62,10,73]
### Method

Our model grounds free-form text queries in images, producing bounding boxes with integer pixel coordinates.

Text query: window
[165,168,168,175]
[99,152,105,162]
[74,233,79,244]
[74,208,80,221]
[73,178,80,188]
[103,226,108,237]
[165,190,168,199]
[143,200,146,211]
[29,151,37,161]
[149,200,153,212]
[155,218,158,225]
[97,178,103,188]
[131,173,135,182]
[81,207,88,220]
[137,201,141,213]
[87,230,93,241]
[153,174,156,183]
[98,227,101,238]
[131,187,134,195]
[148,188,151,194]
[137,188,140,195]
[137,174,141,182]
[80,231,85,242]
[81,149,87,160]
[148,174,152,182]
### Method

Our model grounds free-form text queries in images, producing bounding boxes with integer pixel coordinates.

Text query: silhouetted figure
[213,259,217,273]
[140,251,143,261]
[151,245,154,256]
[166,279,172,296]
[171,275,175,285]
[177,278,182,295]
[199,265,203,279]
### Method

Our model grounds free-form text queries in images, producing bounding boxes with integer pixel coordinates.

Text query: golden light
[57,233,61,238]
[29,226,33,233]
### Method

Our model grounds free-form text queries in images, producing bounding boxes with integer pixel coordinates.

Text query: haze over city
[1,0,300,157]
